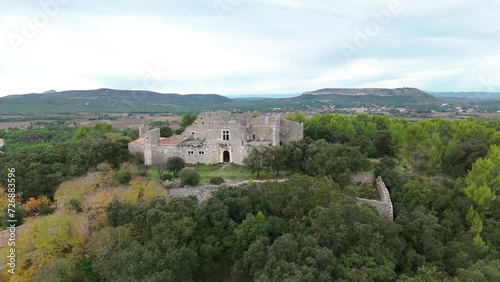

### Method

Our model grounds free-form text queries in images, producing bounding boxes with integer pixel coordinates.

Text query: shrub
[209,177,225,185]
[24,196,53,216]
[96,162,113,174]
[69,199,83,213]
[180,170,200,186]
[161,173,174,181]
[114,170,133,185]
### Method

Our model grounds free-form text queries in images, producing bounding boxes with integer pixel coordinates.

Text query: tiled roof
[129,138,144,145]
[158,135,189,146]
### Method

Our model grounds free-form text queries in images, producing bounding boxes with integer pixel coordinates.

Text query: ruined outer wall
[249,116,280,142]
[356,176,393,221]
[376,176,392,204]
[149,146,180,165]
[280,118,304,143]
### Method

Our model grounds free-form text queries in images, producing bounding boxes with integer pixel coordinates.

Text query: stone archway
[223,151,230,163]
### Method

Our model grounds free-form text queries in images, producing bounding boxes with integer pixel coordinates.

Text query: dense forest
[1,113,500,281]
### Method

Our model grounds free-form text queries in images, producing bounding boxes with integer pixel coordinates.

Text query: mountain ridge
[0,87,476,114]
[303,87,433,98]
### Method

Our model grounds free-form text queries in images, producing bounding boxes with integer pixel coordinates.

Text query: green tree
[127,129,139,140]
[232,211,270,257]
[180,114,198,128]
[464,145,500,250]
[159,125,173,137]
[396,209,445,271]
[455,260,500,282]
[93,122,113,135]
[72,138,131,171]
[305,140,370,187]
[232,234,339,282]
[285,110,306,123]
[166,156,186,177]
[75,126,96,140]
[243,148,268,177]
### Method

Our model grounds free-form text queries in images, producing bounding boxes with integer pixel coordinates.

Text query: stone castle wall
[128,143,143,157]
[280,118,304,143]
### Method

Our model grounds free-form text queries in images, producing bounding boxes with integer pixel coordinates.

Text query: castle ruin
[128,111,304,165]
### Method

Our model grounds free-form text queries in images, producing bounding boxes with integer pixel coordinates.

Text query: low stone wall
[167,179,287,202]
[169,177,394,221]
[168,186,220,202]
[356,176,393,221]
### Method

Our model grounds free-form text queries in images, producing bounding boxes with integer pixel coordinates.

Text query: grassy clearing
[146,163,282,183]
[193,163,277,183]
[368,158,382,175]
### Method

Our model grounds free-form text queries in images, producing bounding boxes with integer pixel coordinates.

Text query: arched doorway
[223,151,230,163]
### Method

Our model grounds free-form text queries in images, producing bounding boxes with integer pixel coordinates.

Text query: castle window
[252,134,256,141]
[188,151,194,155]
[222,130,230,141]
[199,151,205,155]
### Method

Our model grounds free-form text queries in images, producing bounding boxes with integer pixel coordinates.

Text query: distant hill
[0,87,472,114]
[0,88,233,114]
[431,92,500,100]
[304,88,435,98]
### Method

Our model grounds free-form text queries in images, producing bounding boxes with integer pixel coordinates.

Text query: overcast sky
[0,0,499,97]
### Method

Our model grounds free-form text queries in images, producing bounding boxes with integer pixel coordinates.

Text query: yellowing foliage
[23,196,52,216]
[82,187,121,233]
[54,177,97,208]
[105,132,123,141]
[0,187,9,212]
[1,214,86,281]
[120,176,167,204]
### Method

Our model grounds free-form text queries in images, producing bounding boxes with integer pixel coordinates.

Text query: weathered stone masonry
[128,111,304,165]
[356,176,394,221]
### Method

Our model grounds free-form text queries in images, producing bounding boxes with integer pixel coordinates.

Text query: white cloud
[0,0,499,96]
